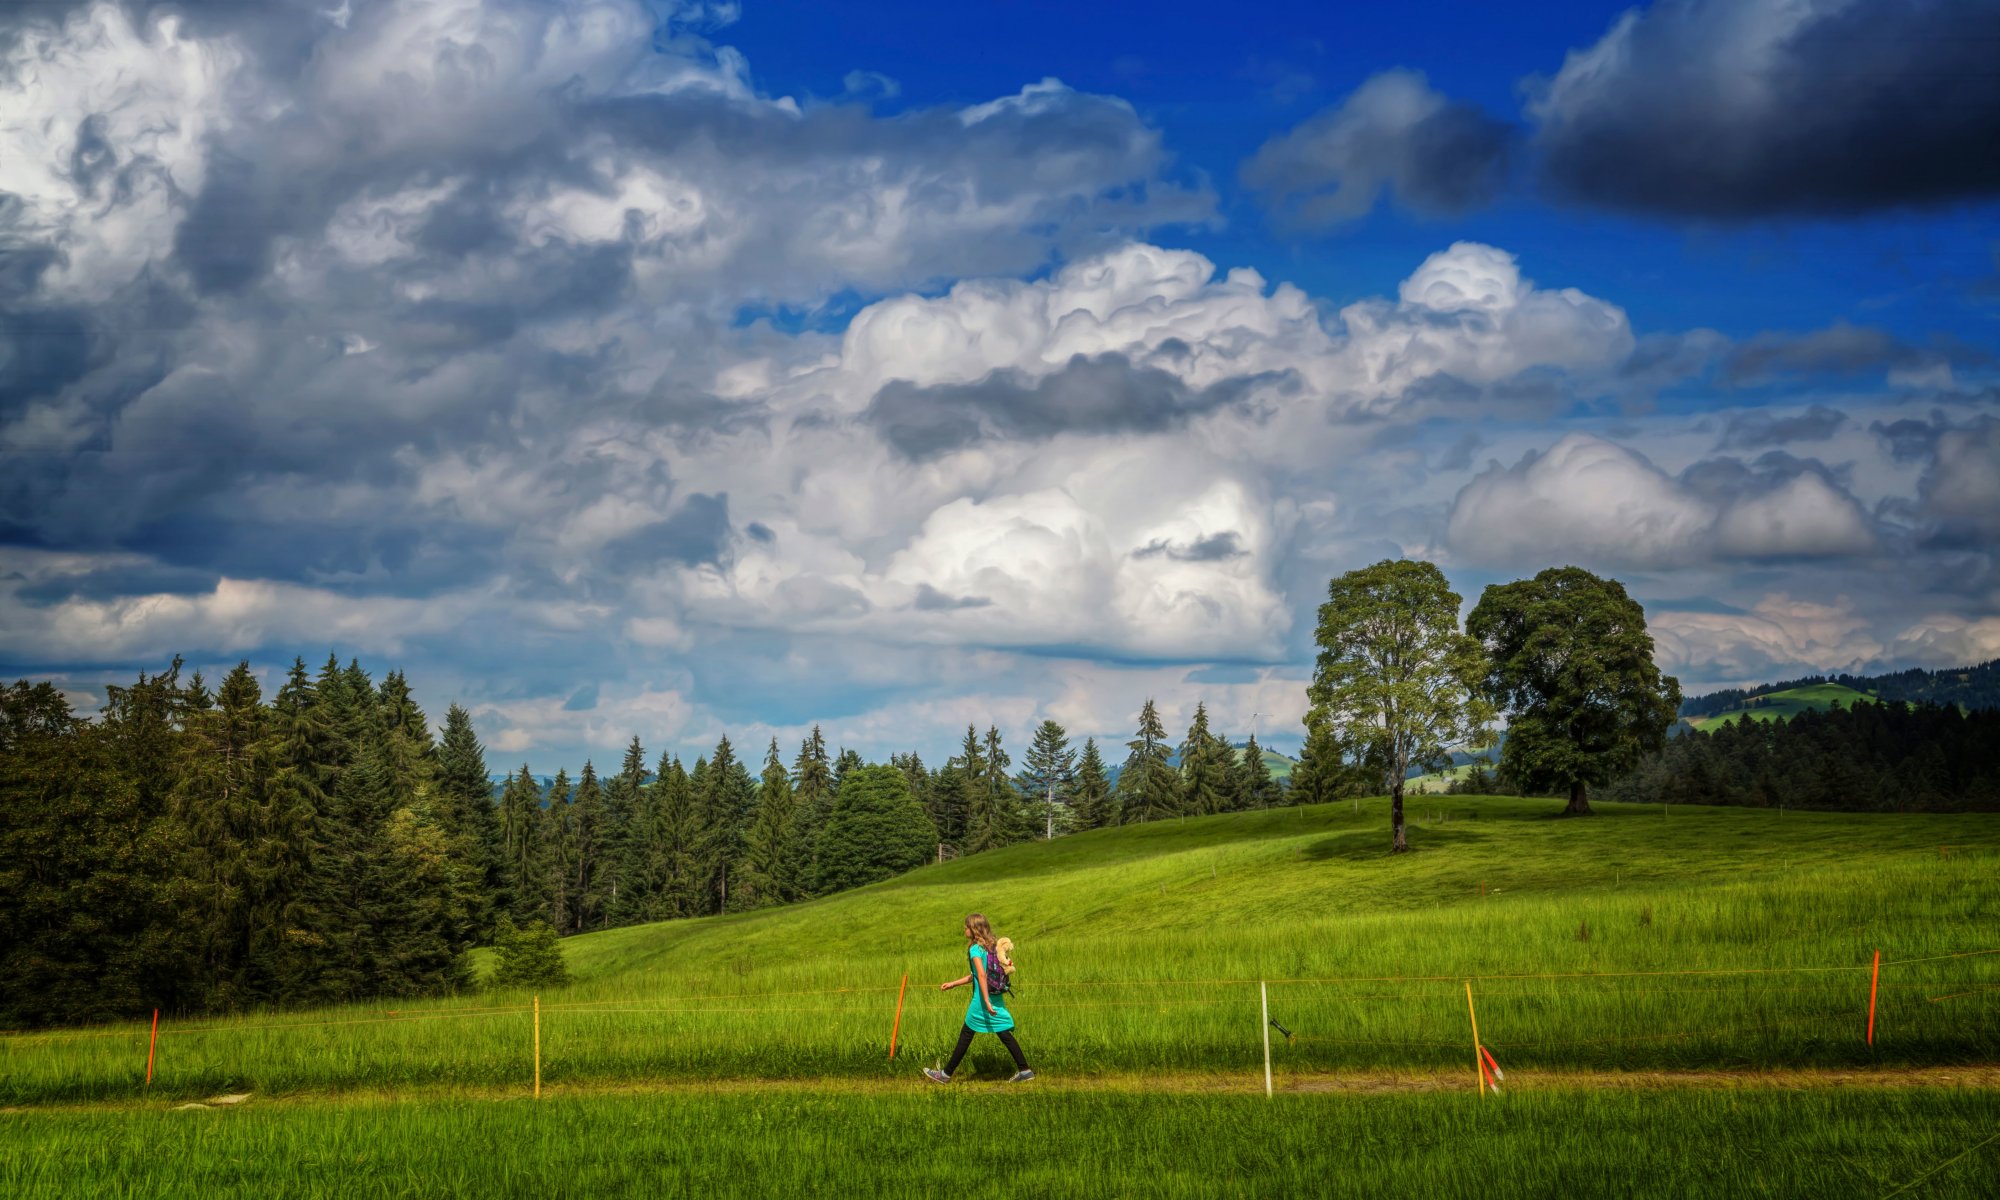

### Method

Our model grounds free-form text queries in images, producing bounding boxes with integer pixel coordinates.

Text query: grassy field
[1686,683,1877,729]
[7,1084,2000,1199]
[6,796,1998,1106]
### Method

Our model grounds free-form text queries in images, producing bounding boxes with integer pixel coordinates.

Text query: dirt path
[7,1064,1998,1116]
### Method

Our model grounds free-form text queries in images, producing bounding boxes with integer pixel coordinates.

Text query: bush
[490,918,569,989]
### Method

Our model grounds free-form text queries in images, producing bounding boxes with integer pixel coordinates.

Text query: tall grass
[5,798,1997,1103]
[6,1086,1998,1199]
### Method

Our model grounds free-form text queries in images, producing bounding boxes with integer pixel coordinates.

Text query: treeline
[0,660,1333,1026]
[1679,659,2000,718]
[1603,700,2000,812]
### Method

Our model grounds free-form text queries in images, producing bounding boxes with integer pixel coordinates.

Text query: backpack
[979,946,1011,996]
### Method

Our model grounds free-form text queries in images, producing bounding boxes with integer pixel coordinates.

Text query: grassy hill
[1683,682,1876,730]
[8,796,2000,1198]
[11,795,1997,1106]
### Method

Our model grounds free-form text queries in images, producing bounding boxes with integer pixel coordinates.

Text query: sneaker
[1007,1069,1035,1083]
[923,1068,951,1084]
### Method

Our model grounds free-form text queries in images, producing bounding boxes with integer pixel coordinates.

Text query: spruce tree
[812,765,937,894]
[170,661,271,1008]
[1016,719,1077,838]
[1178,702,1227,817]
[1236,733,1276,810]
[791,727,833,895]
[264,658,335,999]
[435,703,504,936]
[736,739,799,909]
[602,736,645,923]
[569,762,606,932]
[543,769,576,933]
[499,765,549,924]
[1069,737,1113,830]
[965,725,1018,853]
[1119,699,1179,823]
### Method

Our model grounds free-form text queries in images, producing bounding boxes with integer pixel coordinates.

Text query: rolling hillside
[11,795,1998,1109]
[1683,682,1875,730]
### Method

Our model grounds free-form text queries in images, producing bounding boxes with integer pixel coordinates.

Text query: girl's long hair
[963,912,997,955]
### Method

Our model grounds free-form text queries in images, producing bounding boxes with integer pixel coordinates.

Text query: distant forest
[1604,700,2000,812]
[1679,659,2000,718]
[0,660,1318,1027]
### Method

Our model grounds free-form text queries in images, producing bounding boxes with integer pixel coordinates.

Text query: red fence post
[145,1008,159,1087]
[1866,948,1881,1046]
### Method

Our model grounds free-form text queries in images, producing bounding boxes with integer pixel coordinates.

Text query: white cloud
[1652,595,1887,683]
[0,3,243,299]
[1446,433,1876,568]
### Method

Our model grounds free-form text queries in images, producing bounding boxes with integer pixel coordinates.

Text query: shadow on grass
[1302,826,1487,861]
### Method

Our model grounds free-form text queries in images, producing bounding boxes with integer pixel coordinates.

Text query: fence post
[1867,948,1881,1046]
[533,994,542,1100]
[1260,981,1273,1099]
[889,974,909,1060]
[145,1008,159,1087]
[1464,981,1487,1097]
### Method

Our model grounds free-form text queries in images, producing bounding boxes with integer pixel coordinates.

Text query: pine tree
[1016,719,1077,838]
[543,769,576,933]
[601,736,645,924]
[944,724,985,850]
[435,703,503,936]
[736,738,799,909]
[1,679,178,1025]
[1236,733,1276,810]
[1069,737,1113,830]
[499,765,549,923]
[568,761,606,932]
[965,725,1019,853]
[263,658,335,1000]
[791,727,833,895]
[170,661,272,1008]
[696,737,755,913]
[812,765,937,894]
[1178,702,1227,817]
[1119,699,1179,823]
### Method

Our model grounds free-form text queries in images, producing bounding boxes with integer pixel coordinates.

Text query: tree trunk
[1391,781,1408,853]
[1565,779,1592,816]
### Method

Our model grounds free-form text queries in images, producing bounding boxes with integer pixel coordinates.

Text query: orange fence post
[889,974,908,1060]
[1867,948,1881,1046]
[145,1008,159,1087]
[533,994,542,1100]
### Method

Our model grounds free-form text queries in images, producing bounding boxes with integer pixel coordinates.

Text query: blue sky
[2,0,1997,774]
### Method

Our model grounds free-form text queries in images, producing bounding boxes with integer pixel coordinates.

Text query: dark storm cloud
[1241,69,1511,228]
[1533,0,2000,218]
[867,353,1287,460]
[608,494,733,567]
[1133,532,1248,563]
[13,561,221,605]
[911,584,990,612]
[1719,405,1847,451]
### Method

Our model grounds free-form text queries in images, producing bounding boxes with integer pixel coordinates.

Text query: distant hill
[1683,682,1877,731]
[1681,659,2000,721]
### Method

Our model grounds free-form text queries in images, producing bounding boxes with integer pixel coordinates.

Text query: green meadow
[7,1086,1999,1199]
[7,796,1998,1106]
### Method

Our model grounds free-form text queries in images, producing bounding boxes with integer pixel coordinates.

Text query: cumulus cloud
[1652,595,1887,682]
[1446,434,1877,568]
[1530,0,2000,217]
[1916,417,2000,541]
[1241,69,1510,227]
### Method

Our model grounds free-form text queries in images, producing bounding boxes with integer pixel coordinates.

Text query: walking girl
[924,912,1033,1083]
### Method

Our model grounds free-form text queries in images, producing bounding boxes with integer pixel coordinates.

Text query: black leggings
[944,1025,1028,1075]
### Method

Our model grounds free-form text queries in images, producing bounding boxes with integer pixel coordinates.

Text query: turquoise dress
[964,945,1014,1033]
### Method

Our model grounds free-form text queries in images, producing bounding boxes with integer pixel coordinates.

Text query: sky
[2,0,1997,774]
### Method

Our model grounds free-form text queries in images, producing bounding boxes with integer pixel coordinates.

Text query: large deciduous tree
[1309,559,1493,852]
[1468,565,1682,816]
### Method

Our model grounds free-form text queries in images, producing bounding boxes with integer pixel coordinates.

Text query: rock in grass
[209,1093,252,1106]
[172,1103,211,1111]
